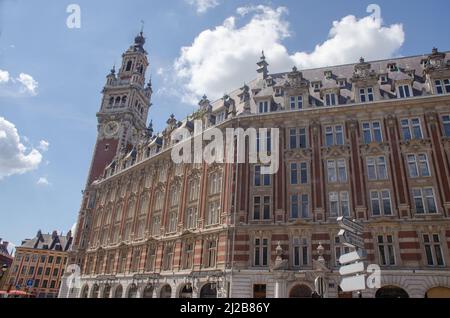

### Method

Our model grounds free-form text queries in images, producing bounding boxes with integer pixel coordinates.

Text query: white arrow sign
[339,250,366,265]
[340,275,366,292]
[339,261,365,276]
[337,216,364,234]
[338,229,365,249]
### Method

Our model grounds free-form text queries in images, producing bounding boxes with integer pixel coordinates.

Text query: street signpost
[338,229,365,249]
[340,275,366,292]
[314,276,327,298]
[337,216,364,234]
[339,250,366,265]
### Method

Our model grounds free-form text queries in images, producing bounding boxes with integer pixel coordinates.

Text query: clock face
[104,121,119,137]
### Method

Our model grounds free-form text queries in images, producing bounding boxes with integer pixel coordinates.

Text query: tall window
[162,245,174,271]
[359,87,374,102]
[168,211,178,233]
[398,84,411,98]
[442,115,450,137]
[209,172,222,195]
[206,200,220,225]
[377,235,396,266]
[254,238,269,267]
[170,187,180,207]
[329,192,350,217]
[145,246,156,272]
[289,128,307,149]
[435,79,450,94]
[407,154,430,178]
[290,95,303,110]
[118,250,127,273]
[293,237,308,267]
[257,131,271,152]
[367,156,388,180]
[151,215,161,236]
[325,125,344,146]
[182,242,194,269]
[204,239,217,268]
[258,101,270,113]
[188,179,200,202]
[185,207,197,229]
[254,165,271,186]
[154,191,164,211]
[325,93,337,106]
[253,196,271,220]
[334,236,351,266]
[401,118,423,140]
[413,188,437,214]
[327,159,347,183]
[423,234,445,266]
[362,122,383,144]
[370,190,392,216]
[131,248,141,272]
[290,162,308,185]
[290,194,309,219]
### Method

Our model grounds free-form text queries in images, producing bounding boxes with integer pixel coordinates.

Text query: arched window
[143,285,154,298]
[102,285,111,298]
[115,97,121,106]
[375,286,409,298]
[91,284,100,298]
[127,284,138,298]
[126,60,132,71]
[138,64,144,74]
[109,97,114,106]
[179,284,193,298]
[121,96,127,106]
[114,285,123,298]
[200,283,217,298]
[289,284,312,298]
[160,285,172,298]
[80,285,89,298]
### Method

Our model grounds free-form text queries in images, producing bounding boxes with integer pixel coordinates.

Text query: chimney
[52,230,58,239]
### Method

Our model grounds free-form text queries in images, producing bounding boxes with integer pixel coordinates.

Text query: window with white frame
[367,156,388,181]
[290,194,309,219]
[413,188,437,214]
[206,200,220,225]
[254,165,271,186]
[370,190,393,216]
[168,211,178,233]
[329,191,350,217]
[293,237,308,267]
[435,79,450,95]
[325,125,344,146]
[188,179,200,202]
[407,154,431,178]
[327,159,347,183]
[325,93,337,106]
[290,95,303,110]
[257,130,271,152]
[254,237,269,267]
[398,84,411,98]
[289,128,308,149]
[443,115,450,137]
[209,172,222,195]
[253,196,271,220]
[362,121,383,144]
[162,244,173,271]
[204,239,217,268]
[377,235,396,266]
[182,242,194,269]
[258,101,270,113]
[359,87,374,102]
[290,162,308,185]
[151,215,161,236]
[185,207,197,229]
[334,236,351,266]
[423,234,445,266]
[401,118,423,140]
[215,111,225,124]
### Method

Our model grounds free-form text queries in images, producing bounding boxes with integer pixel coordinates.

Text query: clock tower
[86,32,153,186]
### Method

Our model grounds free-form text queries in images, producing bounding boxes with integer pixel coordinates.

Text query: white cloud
[173,5,404,103]
[0,69,9,83]
[186,0,219,14]
[17,73,38,96]
[0,117,43,180]
[37,177,50,186]
[38,140,50,152]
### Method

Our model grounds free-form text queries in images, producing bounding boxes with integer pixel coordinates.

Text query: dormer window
[324,70,333,79]
[398,84,412,98]
[435,79,450,94]
[275,87,283,96]
[216,111,225,124]
[380,75,388,83]
[338,79,346,88]
[290,95,303,110]
[325,93,337,106]
[359,87,374,102]
[312,82,321,91]
[388,63,398,72]
[258,101,270,113]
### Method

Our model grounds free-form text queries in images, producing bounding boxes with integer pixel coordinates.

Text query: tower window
[126,60,133,71]
[121,96,127,106]
[108,97,114,107]
[115,97,121,106]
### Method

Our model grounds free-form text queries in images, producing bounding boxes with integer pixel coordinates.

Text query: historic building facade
[66,33,450,298]
[4,230,73,298]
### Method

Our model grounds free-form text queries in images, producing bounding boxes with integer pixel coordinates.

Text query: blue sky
[0,0,449,251]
